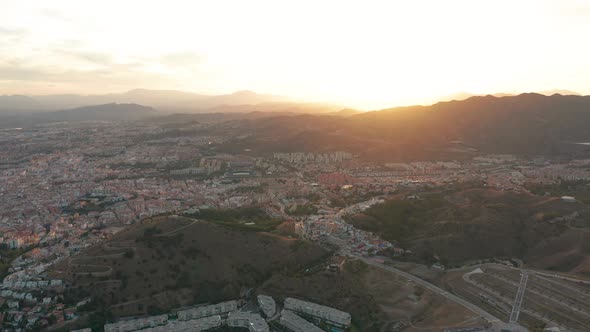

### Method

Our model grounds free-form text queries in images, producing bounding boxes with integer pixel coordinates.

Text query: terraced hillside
[50,215,328,317]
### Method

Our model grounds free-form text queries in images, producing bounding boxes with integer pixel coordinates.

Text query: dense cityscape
[2,120,590,331]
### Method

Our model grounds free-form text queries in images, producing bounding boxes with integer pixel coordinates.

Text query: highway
[354,255,501,323]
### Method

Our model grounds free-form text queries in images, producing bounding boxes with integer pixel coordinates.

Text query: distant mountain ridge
[212,93,590,160]
[350,93,590,157]
[438,89,581,102]
[0,95,42,111]
[0,89,293,112]
[49,103,157,121]
[0,103,158,128]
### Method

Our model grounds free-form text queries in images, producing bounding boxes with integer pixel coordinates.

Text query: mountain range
[210,93,590,159]
[438,89,581,102]
[1,89,581,112]
[3,90,590,161]
[0,103,158,128]
[0,89,347,127]
[0,89,300,113]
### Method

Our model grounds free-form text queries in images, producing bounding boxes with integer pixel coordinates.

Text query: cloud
[553,0,590,21]
[53,50,115,66]
[0,57,188,95]
[158,52,206,71]
[39,8,73,22]
[0,66,46,81]
[0,26,27,37]
[0,63,153,83]
[160,52,205,65]
[0,43,209,95]
[0,26,28,47]
[0,5,218,95]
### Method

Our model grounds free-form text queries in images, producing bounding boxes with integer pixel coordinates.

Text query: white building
[170,168,207,176]
[8,238,24,249]
[138,315,222,332]
[176,300,238,321]
[279,309,324,332]
[257,294,276,318]
[561,196,576,203]
[227,311,269,332]
[104,314,169,332]
[284,297,351,327]
[50,279,63,287]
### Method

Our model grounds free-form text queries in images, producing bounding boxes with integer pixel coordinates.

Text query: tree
[124,249,134,259]
[147,305,164,316]
[414,285,424,297]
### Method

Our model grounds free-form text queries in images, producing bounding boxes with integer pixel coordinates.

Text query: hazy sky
[1,0,590,109]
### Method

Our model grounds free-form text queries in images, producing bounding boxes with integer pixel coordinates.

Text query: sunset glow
[1,0,590,109]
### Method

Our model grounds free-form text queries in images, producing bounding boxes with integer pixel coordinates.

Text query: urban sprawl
[1,122,588,331]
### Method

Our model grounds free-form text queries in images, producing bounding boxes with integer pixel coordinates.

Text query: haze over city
[1,0,590,109]
[3,1,590,332]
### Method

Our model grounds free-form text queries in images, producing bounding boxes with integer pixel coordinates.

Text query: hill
[327,108,363,117]
[0,95,41,111]
[46,103,157,121]
[49,215,488,331]
[347,188,590,274]
[0,103,159,128]
[202,101,342,114]
[437,89,580,102]
[213,93,590,160]
[0,89,293,112]
[352,93,590,156]
[49,214,328,317]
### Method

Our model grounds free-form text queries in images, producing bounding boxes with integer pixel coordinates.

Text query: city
[2,118,590,331]
[2,1,590,331]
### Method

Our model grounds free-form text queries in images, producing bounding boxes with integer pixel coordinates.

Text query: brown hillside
[50,216,327,317]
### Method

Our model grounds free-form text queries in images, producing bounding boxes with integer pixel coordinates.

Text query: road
[355,255,501,323]
[488,273,590,320]
[530,270,590,285]
[509,271,528,323]
[448,262,590,286]
[464,270,567,331]
[535,274,590,299]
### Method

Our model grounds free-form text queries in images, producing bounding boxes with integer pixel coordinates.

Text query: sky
[1,0,590,109]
